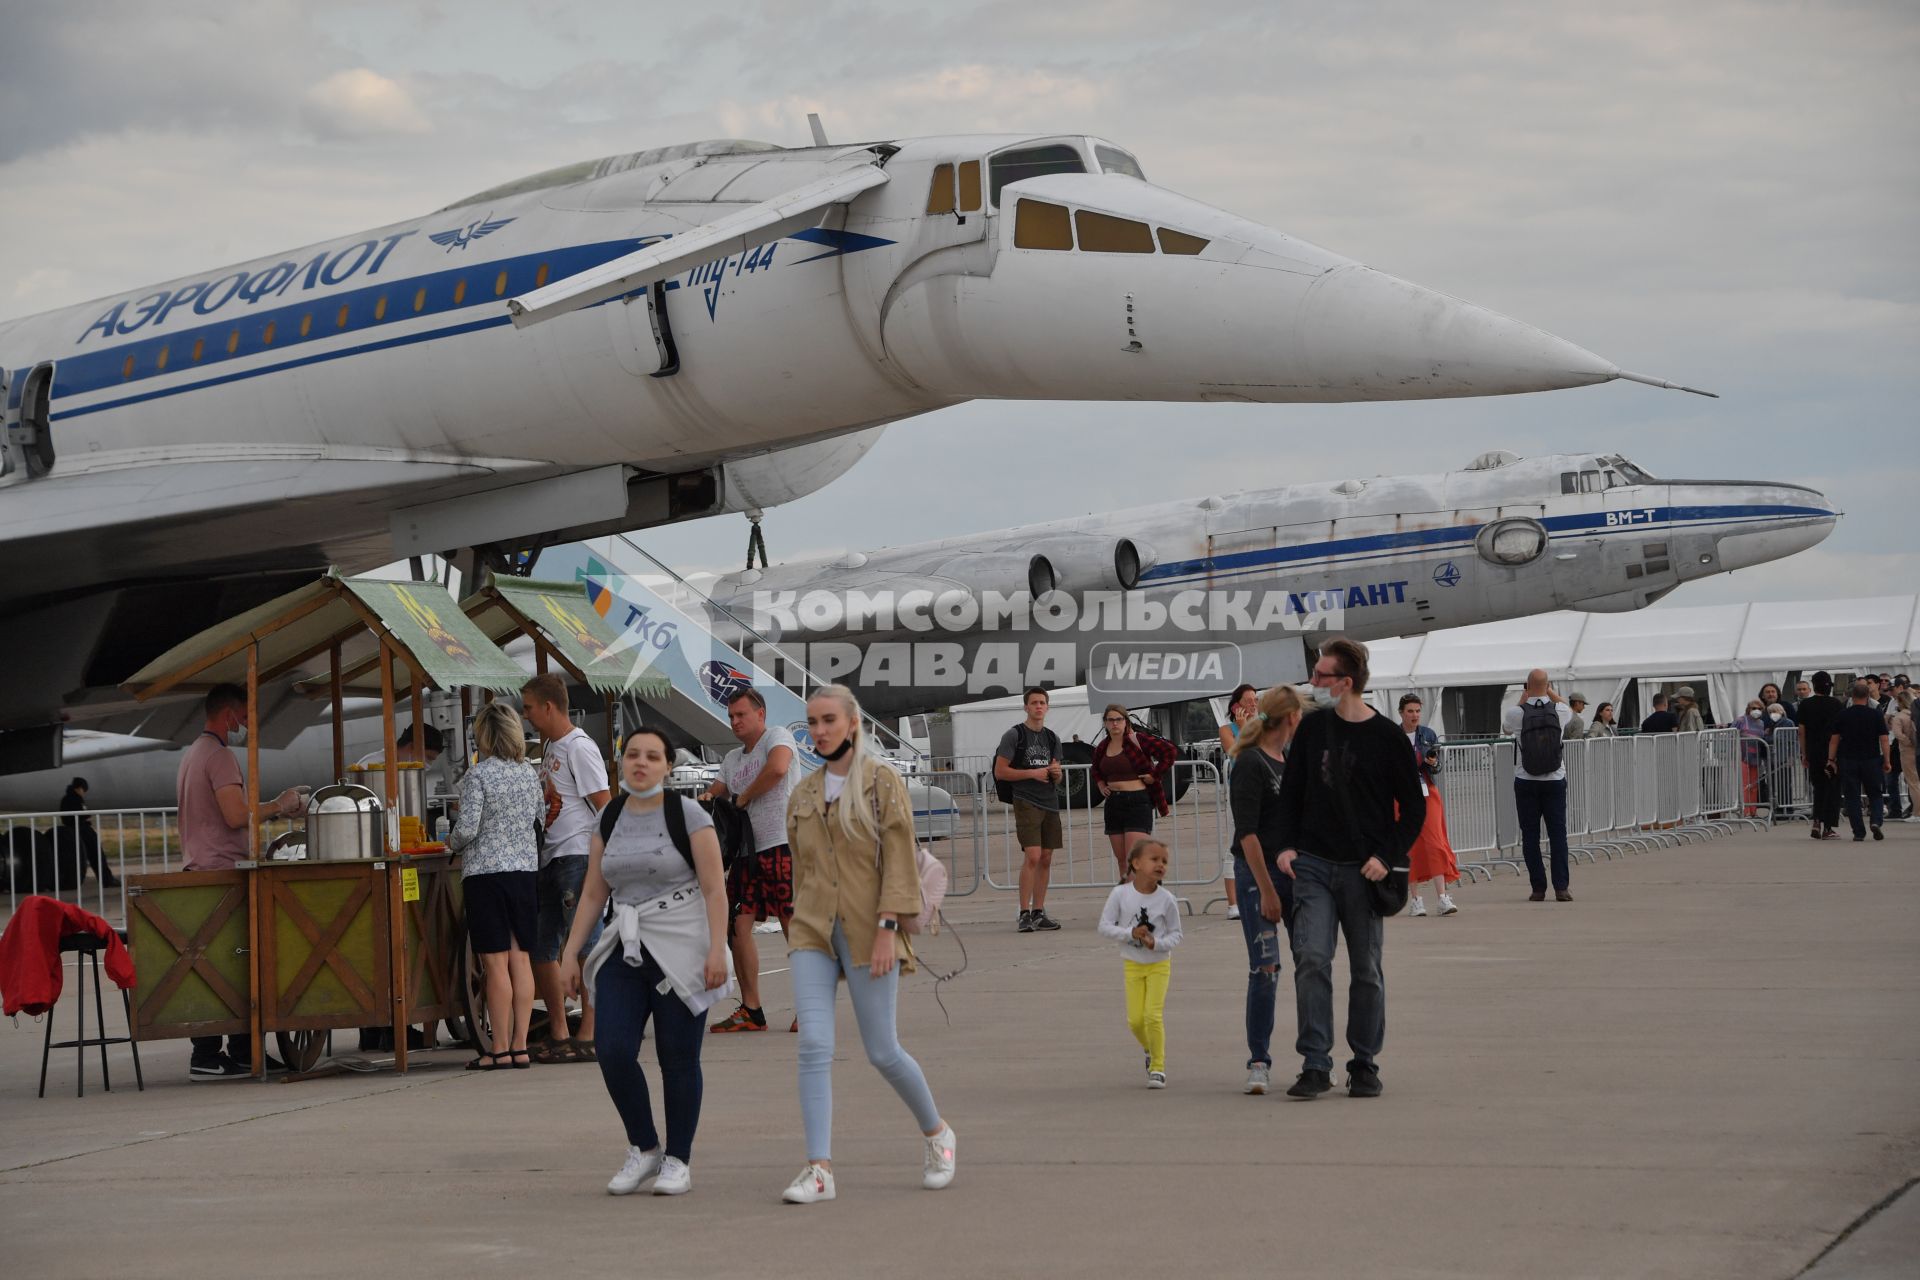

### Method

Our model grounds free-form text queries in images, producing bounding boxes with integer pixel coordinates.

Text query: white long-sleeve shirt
[1097,883,1183,963]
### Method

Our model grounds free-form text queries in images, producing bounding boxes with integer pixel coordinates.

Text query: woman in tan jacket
[780,683,956,1204]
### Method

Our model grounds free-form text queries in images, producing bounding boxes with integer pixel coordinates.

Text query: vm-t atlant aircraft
[692,451,1833,715]
[0,129,1709,763]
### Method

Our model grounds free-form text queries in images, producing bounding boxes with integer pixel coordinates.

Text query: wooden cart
[128,853,475,1075]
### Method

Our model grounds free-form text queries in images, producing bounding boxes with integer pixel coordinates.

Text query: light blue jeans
[793,921,942,1161]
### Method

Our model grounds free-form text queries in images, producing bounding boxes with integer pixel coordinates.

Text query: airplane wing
[0,449,545,607]
[506,163,891,328]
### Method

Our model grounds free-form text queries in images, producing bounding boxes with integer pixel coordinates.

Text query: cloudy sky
[3,1,1914,606]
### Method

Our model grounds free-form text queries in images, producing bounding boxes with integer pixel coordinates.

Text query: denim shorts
[535,856,602,964]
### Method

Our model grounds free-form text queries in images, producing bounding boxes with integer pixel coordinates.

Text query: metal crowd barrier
[1435,730,1771,880]
[3,807,298,931]
[5,808,184,931]
[913,727,1771,905]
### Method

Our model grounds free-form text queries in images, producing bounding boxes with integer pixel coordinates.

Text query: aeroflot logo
[428,214,515,252]
[76,232,417,343]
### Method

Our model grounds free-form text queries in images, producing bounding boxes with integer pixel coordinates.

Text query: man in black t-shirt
[1827,680,1891,841]
[1638,693,1678,734]
[1273,638,1424,1101]
[1795,671,1845,839]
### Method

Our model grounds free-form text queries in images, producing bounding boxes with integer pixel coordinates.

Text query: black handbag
[702,795,756,873]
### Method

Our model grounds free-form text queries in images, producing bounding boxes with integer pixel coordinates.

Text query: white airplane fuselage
[698,452,1836,715]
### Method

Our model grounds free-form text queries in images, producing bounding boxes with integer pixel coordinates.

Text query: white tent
[1366,595,1919,736]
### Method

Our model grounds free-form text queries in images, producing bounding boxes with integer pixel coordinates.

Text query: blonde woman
[446,702,543,1071]
[781,684,955,1204]
[1225,685,1304,1095]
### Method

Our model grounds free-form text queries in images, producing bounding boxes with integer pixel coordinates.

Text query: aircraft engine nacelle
[1025,536,1152,596]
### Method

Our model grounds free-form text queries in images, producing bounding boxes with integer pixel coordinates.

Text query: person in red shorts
[702,687,797,1032]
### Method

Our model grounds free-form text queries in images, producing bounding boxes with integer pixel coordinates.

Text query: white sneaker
[783,1163,836,1204]
[1408,896,1427,918]
[1245,1064,1271,1094]
[922,1124,957,1190]
[652,1156,692,1196]
[1227,904,1241,920]
[1147,1070,1167,1089]
[607,1146,662,1195]
[1439,893,1459,916]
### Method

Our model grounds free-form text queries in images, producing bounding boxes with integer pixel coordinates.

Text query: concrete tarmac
[3,822,1916,1279]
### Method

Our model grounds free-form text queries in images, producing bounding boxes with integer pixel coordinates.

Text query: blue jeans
[1290,854,1384,1076]
[1838,757,1885,837]
[1514,778,1570,893]
[792,921,942,1162]
[594,945,708,1161]
[1233,852,1293,1068]
[535,856,603,964]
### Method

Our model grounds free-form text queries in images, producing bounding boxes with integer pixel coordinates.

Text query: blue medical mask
[620,781,664,799]
[1309,684,1339,710]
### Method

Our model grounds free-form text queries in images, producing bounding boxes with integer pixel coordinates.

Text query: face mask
[821,737,854,762]
[621,781,664,799]
[1309,684,1339,710]
[1769,713,1783,722]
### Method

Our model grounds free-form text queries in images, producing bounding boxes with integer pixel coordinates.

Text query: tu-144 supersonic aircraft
[0,129,1711,764]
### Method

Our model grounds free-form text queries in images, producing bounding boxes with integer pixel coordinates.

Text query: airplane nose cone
[1296,265,1619,400]
[1709,487,1840,573]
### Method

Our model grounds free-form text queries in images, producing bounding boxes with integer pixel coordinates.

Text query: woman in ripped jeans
[1224,684,1304,1095]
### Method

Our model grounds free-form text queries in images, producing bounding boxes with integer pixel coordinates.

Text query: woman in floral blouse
[447,701,543,1069]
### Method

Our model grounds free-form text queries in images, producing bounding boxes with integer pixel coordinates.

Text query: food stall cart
[118,573,529,1077]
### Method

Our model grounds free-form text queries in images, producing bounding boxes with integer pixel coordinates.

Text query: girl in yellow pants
[1097,840,1184,1087]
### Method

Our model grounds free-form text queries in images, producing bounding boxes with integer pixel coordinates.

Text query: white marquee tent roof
[1367,595,1919,686]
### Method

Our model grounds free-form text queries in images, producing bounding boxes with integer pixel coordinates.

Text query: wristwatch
[877,918,900,932]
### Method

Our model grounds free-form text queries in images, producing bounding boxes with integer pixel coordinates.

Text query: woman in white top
[559,728,728,1197]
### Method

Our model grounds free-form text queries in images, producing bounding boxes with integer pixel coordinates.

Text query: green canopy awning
[343,578,531,693]
[124,573,529,701]
[466,578,671,700]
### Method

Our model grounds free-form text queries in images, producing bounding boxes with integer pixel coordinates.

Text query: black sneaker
[1872,825,1885,841]
[1032,910,1061,931]
[190,1056,249,1080]
[1017,910,1035,933]
[1286,1069,1332,1099]
[1347,1066,1383,1098]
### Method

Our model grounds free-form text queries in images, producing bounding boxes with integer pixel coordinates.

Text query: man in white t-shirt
[521,675,611,1062]
[701,687,796,1033]
[1501,669,1575,903]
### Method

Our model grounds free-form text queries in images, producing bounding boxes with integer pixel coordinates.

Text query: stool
[39,932,144,1098]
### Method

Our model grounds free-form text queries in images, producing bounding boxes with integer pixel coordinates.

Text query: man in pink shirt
[176,683,304,1077]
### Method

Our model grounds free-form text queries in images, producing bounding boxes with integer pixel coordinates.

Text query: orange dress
[1407,767,1458,886]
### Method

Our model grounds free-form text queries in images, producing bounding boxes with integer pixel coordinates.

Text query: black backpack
[994,724,1058,804]
[1518,701,1566,776]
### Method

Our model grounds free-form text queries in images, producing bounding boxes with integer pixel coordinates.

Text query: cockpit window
[927,164,956,214]
[1157,228,1209,255]
[1604,455,1656,485]
[957,160,982,212]
[1075,210,1153,253]
[1094,145,1146,180]
[1014,199,1074,250]
[1560,470,1607,495]
[990,144,1087,205]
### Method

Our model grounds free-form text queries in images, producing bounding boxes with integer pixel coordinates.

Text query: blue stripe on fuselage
[1138,505,1835,587]
[23,228,896,422]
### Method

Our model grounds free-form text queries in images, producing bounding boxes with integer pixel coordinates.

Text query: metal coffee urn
[305,784,385,861]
